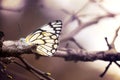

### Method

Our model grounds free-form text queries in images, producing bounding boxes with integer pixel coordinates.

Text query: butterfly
[25,20,62,56]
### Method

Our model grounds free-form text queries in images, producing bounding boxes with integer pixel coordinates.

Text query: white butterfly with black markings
[25,20,62,56]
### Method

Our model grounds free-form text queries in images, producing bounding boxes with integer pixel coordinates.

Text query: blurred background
[1,0,120,80]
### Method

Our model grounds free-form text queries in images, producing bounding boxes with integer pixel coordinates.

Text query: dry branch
[0,40,120,62]
[55,49,120,62]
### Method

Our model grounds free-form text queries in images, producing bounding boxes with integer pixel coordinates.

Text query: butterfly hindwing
[25,20,62,56]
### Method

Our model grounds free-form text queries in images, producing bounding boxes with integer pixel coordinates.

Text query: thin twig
[114,61,120,68]
[70,38,84,49]
[100,61,112,77]
[14,61,44,80]
[17,56,30,70]
[61,13,116,43]
[75,0,90,15]
[111,26,120,46]
[105,37,112,50]
[18,57,55,80]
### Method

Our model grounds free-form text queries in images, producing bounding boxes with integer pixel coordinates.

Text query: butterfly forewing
[25,20,62,56]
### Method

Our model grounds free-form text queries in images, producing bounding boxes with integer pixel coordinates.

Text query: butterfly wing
[25,20,62,56]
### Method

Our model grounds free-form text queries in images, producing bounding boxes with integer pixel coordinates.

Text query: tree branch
[14,58,54,80]
[55,49,120,61]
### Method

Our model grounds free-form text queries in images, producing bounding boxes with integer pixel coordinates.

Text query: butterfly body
[25,20,62,56]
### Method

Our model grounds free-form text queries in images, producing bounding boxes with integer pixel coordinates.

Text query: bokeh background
[1,0,120,80]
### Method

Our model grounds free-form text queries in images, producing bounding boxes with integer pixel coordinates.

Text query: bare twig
[17,58,55,80]
[14,61,44,80]
[61,13,116,43]
[61,0,120,44]
[114,61,120,67]
[100,61,112,77]
[69,38,84,49]
[105,37,112,50]
[111,26,120,47]
[13,61,47,80]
